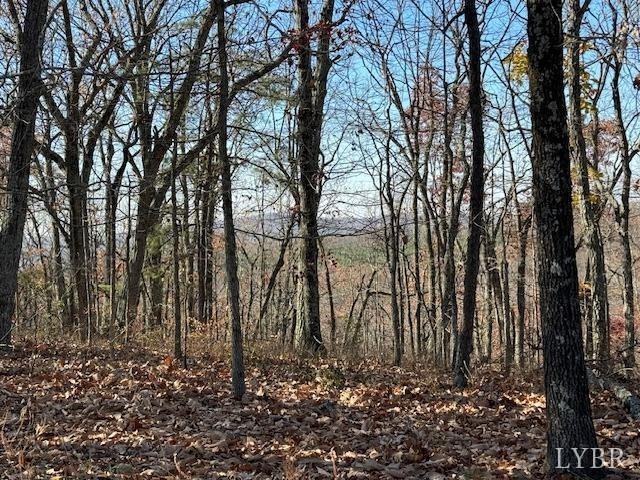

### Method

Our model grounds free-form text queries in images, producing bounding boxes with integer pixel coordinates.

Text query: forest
[1,0,640,477]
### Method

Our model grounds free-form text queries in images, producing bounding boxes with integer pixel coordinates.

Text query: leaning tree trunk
[0,0,48,346]
[453,0,485,388]
[588,369,640,420]
[526,0,601,474]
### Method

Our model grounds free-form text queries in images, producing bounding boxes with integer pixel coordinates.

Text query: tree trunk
[0,0,48,346]
[483,268,494,361]
[453,0,485,388]
[484,227,505,346]
[217,0,245,399]
[148,244,163,328]
[67,167,91,340]
[419,184,438,363]
[180,175,195,320]
[319,240,337,348]
[45,157,71,330]
[502,256,514,371]
[526,0,601,473]
[440,103,469,368]
[516,216,531,368]
[125,186,157,333]
[567,0,609,363]
[105,147,127,339]
[412,182,423,355]
[610,24,636,368]
[583,259,594,358]
[171,141,183,361]
[294,45,324,353]
[387,191,402,366]
[198,157,216,324]
[293,0,334,354]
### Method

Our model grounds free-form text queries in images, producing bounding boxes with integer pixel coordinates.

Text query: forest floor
[1,343,639,479]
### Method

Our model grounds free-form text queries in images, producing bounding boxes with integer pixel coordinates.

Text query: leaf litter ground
[1,344,639,479]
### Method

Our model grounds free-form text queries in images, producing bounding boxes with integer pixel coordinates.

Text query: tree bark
[567,0,609,364]
[0,0,48,346]
[148,243,164,328]
[198,154,216,324]
[293,0,335,354]
[526,0,601,473]
[105,145,128,339]
[610,7,636,368]
[502,254,514,371]
[319,240,337,348]
[44,156,71,330]
[383,142,403,366]
[171,139,183,361]
[516,215,531,368]
[180,175,195,319]
[453,0,485,388]
[217,0,245,399]
[412,182,423,355]
[294,3,324,353]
